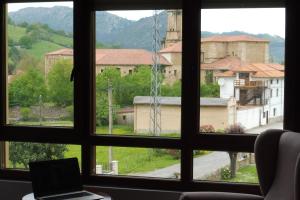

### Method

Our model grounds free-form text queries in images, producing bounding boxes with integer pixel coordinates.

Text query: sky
[7,2,285,38]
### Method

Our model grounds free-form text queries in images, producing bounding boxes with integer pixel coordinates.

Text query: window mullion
[0,3,7,126]
[74,0,94,180]
[181,0,200,185]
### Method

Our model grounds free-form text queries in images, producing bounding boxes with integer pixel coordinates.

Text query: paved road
[133,122,283,179]
[133,151,229,179]
[246,121,283,134]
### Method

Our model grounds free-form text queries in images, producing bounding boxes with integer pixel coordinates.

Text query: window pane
[7,2,74,127]
[200,8,285,134]
[193,150,258,183]
[94,146,181,179]
[5,142,80,170]
[94,10,182,137]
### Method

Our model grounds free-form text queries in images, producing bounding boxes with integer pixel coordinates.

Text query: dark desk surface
[22,191,111,200]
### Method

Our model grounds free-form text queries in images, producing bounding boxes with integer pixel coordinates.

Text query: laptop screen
[29,158,83,198]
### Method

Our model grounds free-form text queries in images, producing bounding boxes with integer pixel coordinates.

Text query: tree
[8,46,21,75]
[224,124,246,178]
[200,83,220,97]
[115,66,151,106]
[47,59,73,106]
[9,67,47,107]
[19,35,34,49]
[9,142,67,169]
[161,80,181,96]
[96,68,121,125]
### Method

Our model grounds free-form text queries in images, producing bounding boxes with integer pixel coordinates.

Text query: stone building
[44,48,171,77]
[162,10,182,48]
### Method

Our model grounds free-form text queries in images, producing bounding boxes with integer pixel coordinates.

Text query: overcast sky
[8,2,285,38]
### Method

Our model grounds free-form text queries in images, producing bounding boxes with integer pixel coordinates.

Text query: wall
[44,55,73,76]
[96,65,136,76]
[0,180,181,200]
[134,104,230,133]
[237,107,262,129]
[116,112,134,125]
[218,77,235,99]
[134,104,181,133]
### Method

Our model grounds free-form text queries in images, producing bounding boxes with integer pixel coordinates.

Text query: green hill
[8,23,73,61]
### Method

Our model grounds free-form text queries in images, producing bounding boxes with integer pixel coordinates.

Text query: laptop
[29,158,104,200]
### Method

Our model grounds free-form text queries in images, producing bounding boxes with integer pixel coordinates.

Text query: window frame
[0,0,291,195]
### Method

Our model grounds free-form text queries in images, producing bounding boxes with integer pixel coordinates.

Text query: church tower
[162,10,182,48]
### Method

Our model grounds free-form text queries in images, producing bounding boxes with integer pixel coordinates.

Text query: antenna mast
[150,10,162,136]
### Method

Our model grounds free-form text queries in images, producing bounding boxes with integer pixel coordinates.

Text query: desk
[22,192,111,200]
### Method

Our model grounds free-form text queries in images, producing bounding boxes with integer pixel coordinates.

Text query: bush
[221,167,231,180]
[20,107,31,121]
[65,105,74,121]
[200,125,215,133]
[224,124,245,134]
[151,149,180,159]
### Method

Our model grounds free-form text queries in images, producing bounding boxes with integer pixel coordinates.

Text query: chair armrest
[179,192,263,200]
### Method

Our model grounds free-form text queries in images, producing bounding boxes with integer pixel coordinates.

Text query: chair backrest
[255,129,300,200]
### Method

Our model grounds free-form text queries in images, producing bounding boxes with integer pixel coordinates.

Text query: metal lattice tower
[150,10,162,136]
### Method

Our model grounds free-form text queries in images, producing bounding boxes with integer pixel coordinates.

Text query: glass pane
[94,10,182,137]
[200,8,285,134]
[6,142,81,170]
[95,146,181,179]
[193,150,258,183]
[7,2,74,127]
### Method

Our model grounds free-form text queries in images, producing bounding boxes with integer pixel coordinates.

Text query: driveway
[246,121,283,134]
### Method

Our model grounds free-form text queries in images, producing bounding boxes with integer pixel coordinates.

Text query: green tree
[200,83,220,97]
[116,66,151,106]
[9,68,47,107]
[47,59,73,106]
[161,80,181,96]
[96,68,121,125]
[19,35,35,49]
[9,142,67,169]
[8,46,21,75]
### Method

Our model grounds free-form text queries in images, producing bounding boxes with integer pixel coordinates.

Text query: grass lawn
[12,120,73,127]
[65,145,180,175]
[11,122,181,174]
[226,165,258,183]
[26,40,65,59]
[96,125,180,137]
[8,24,26,41]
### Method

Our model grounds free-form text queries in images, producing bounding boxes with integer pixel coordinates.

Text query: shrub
[221,167,231,180]
[65,105,74,121]
[200,125,215,133]
[224,124,245,134]
[20,107,31,121]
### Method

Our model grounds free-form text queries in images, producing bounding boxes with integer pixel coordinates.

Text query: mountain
[9,7,167,50]
[9,7,284,63]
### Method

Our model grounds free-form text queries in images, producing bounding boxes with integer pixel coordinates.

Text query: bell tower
[162,10,182,48]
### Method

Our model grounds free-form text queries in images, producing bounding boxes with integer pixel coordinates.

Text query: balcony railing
[234,79,266,87]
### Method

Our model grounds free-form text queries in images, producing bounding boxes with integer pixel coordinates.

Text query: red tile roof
[46,48,73,56]
[46,48,171,66]
[201,56,243,70]
[201,35,269,43]
[215,63,284,78]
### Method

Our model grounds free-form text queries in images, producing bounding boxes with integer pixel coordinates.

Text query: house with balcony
[215,63,284,128]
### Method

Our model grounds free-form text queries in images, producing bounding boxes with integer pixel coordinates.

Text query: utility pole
[108,79,113,171]
[39,95,43,126]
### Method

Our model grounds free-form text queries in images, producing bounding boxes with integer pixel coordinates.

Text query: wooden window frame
[0,0,295,195]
